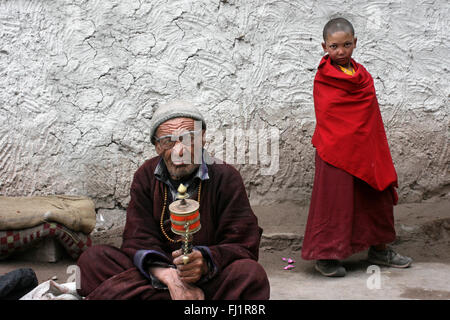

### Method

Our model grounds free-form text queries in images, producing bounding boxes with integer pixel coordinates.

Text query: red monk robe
[302,55,398,260]
[77,156,270,300]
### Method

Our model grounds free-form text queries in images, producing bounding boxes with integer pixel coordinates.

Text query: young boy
[301,18,412,277]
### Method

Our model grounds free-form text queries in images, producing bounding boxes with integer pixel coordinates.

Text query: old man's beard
[165,160,200,180]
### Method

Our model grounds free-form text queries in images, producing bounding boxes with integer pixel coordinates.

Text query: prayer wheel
[168,184,201,264]
[169,200,200,236]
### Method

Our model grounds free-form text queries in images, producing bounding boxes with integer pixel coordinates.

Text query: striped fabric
[0,222,92,260]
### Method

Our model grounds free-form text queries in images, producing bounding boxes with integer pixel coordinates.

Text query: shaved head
[323,17,355,42]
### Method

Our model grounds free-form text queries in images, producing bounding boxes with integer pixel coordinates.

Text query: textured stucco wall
[0,0,449,227]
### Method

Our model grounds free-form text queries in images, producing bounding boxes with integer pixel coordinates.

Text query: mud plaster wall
[0,0,448,227]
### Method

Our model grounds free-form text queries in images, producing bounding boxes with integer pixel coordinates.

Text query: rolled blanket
[0,195,96,234]
[0,222,92,260]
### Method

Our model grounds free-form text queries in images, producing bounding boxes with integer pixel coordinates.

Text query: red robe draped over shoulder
[301,56,398,260]
[312,55,398,192]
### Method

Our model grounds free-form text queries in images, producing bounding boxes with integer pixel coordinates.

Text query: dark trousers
[77,245,270,300]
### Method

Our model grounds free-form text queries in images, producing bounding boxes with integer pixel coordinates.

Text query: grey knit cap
[150,99,206,144]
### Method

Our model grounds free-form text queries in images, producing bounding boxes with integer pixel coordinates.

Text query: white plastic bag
[20,280,82,300]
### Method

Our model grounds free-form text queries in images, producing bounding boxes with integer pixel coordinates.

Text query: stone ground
[0,198,449,300]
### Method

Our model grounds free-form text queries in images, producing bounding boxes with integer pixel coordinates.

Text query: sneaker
[367,246,413,268]
[315,259,346,277]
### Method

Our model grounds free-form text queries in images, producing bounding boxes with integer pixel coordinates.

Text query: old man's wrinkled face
[154,117,205,180]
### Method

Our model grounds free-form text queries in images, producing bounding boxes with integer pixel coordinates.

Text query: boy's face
[322,31,357,68]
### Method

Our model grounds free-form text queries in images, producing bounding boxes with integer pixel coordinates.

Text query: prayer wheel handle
[182,221,191,265]
[178,184,191,264]
[169,183,201,265]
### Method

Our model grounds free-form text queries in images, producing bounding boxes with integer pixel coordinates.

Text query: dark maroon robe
[301,152,397,260]
[77,156,270,300]
[302,56,398,261]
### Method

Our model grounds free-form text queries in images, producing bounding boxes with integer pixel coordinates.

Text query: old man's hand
[149,266,204,300]
[172,249,208,284]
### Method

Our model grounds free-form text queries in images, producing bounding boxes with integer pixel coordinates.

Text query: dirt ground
[1,198,449,299]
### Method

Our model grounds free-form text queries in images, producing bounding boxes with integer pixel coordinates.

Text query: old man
[77,100,270,300]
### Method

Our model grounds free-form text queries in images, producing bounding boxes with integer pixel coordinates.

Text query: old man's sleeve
[204,163,263,276]
[120,160,174,279]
